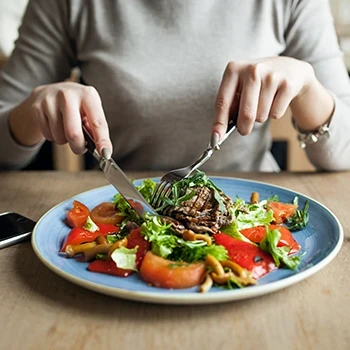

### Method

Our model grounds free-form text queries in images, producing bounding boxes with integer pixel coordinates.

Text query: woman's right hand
[9,82,112,156]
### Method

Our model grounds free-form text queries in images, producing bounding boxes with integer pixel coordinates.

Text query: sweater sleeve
[283,0,350,171]
[0,0,76,170]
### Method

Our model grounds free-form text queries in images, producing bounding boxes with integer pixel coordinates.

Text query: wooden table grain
[0,171,349,350]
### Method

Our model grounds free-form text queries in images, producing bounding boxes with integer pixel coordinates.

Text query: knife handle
[82,125,100,160]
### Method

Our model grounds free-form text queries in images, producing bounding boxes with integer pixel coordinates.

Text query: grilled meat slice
[163,185,234,234]
[124,221,140,232]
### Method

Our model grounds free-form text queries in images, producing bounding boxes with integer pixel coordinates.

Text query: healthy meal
[60,171,309,292]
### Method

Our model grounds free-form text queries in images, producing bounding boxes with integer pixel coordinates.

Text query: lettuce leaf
[220,220,255,244]
[233,198,274,230]
[83,216,99,232]
[111,179,157,226]
[136,179,157,203]
[111,246,138,271]
[140,215,228,262]
[112,194,142,227]
[259,226,301,270]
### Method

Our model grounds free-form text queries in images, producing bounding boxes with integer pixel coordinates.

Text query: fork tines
[150,181,173,209]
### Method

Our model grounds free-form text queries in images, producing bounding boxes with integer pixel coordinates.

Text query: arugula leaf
[266,194,280,202]
[158,189,196,211]
[286,198,309,231]
[226,277,244,289]
[213,189,227,213]
[163,170,229,213]
[106,232,129,244]
[259,226,301,270]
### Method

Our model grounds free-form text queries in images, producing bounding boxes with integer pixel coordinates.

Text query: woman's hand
[9,82,112,155]
[212,57,333,139]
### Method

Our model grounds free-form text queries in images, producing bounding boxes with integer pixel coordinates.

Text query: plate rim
[31,176,344,305]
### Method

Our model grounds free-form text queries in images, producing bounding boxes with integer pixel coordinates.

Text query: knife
[82,126,158,216]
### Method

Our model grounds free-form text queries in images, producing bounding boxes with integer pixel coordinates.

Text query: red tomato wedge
[90,202,125,225]
[66,200,90,228]
[139,251,206,289]
[268,201,297,224]
[60,224,119,252]
[127,200,144,216]
[88,260,133,277]
[127,228,151,269]
[214,233,277,279]
[240,226,267,242]
[96,223,119,235]
[240,225,300,254]
[60,227,100,252]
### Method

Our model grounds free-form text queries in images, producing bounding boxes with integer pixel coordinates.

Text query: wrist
[290,77,334,132]
[294,63,317,102]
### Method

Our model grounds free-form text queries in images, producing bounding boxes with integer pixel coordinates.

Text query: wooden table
[0,171,349,350]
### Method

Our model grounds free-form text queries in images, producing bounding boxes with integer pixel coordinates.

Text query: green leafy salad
[61,171,308,291]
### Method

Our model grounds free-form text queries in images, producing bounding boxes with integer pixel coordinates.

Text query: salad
[60,171,309,292]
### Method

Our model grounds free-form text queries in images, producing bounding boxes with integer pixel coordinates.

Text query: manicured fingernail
[210,132,220,149]
[101,147,112,159]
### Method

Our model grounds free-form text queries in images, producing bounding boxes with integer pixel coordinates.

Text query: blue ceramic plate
[32,177,343,304]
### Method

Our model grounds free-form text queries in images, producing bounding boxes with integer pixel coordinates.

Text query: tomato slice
[90,202,125,225]
[127,227,151,269]
[139,251,206,289]
[97,223,119,235]
[214,233,277,279]
[270,225,300,254]
[240,226,267,242]
[127,200,144,216]
[88,260,133,277]
[66,200,90,228]
[268,201,297,224]
[240,225,300,254]
[61,223,119,253]
[60,227,99,252]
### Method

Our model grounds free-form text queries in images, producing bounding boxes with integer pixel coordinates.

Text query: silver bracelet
[292,117,332,149]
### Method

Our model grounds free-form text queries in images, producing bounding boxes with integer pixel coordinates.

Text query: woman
[0,0,349,171]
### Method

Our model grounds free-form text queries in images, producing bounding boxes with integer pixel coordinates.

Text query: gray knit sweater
[0,0,349,171]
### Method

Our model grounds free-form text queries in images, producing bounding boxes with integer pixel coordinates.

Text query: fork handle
[188,113,238,176]
[210,113,238,149]
[218,112,238,146]
[186,148,216,177]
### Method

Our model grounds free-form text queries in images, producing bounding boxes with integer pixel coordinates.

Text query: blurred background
[0,0,349,172]
[269,0,350,172]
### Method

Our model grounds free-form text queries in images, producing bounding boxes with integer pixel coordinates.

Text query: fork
[150,116,238,209]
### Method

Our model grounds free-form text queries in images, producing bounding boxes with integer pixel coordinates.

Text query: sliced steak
[162,185,234,234]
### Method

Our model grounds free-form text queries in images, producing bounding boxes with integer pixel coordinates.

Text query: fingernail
[210,132,220,149]
[101,147,112,159]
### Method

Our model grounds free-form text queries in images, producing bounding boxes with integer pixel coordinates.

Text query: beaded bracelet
[292,117,332,149]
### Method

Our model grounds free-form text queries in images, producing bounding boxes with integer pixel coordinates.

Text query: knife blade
[99,156,158,216]
[82,126,158,216]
